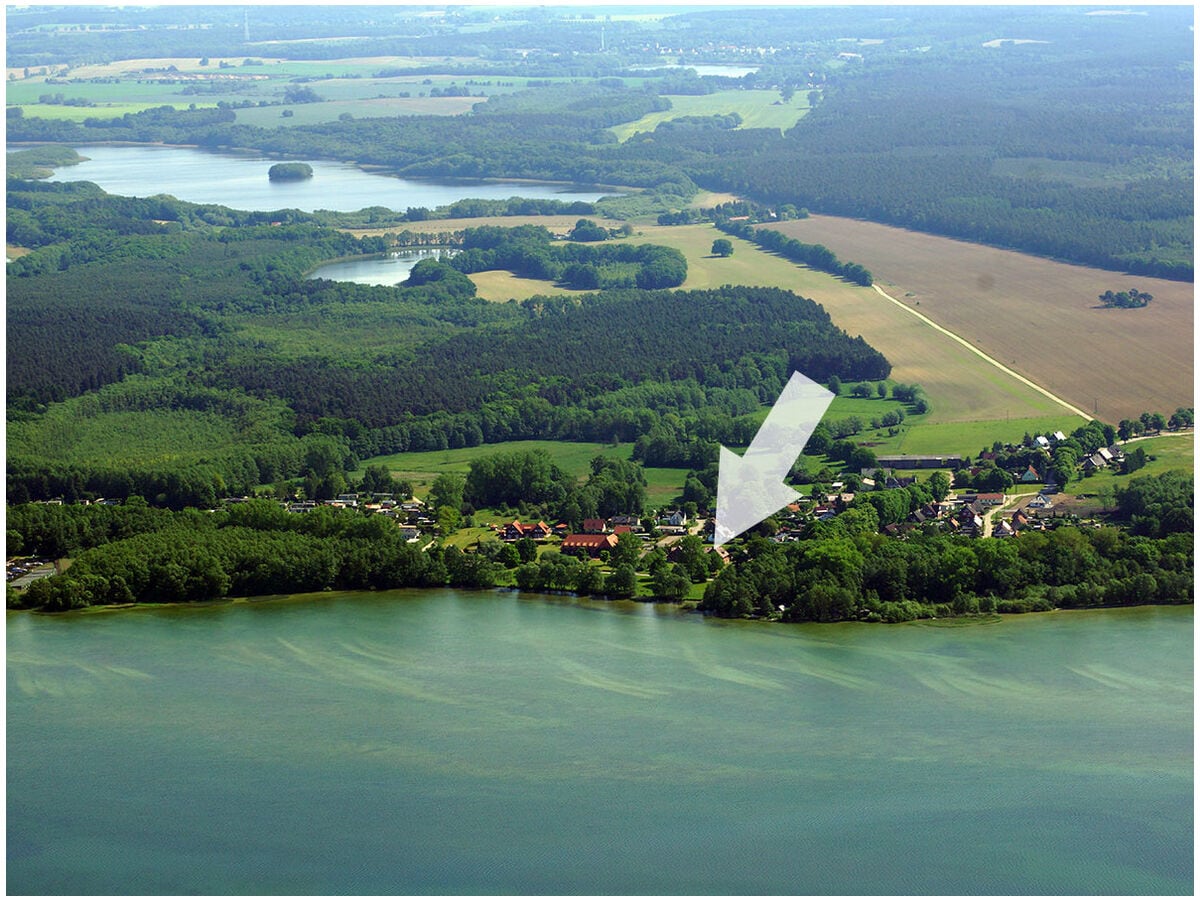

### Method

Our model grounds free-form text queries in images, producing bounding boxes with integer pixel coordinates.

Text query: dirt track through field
[869,284,1091,418]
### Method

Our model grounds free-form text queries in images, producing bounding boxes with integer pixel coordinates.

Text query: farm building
[875,455,964,470]
[561,533,619,557]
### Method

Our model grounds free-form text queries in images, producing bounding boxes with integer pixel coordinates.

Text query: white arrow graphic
[714,371,834,548]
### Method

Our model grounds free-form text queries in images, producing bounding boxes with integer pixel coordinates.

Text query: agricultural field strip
[632,224,1064,425]
[765,216,1193,422]
[869,283,1091,419]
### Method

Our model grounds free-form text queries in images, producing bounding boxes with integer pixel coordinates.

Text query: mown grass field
[765,215,1193,423]
[468,270,575,302]
[1080,433,1194,492]
[608,89,809,141]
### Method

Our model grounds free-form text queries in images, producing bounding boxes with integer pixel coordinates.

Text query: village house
[659,509,687,528]
[581,518,608,534]
[502,520,552,541]
[560,533,618,557]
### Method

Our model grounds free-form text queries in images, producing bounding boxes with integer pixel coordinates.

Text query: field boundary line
[870,284,1091,419]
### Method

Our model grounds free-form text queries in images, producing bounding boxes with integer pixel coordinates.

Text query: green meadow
[609,89,810,141]
[1079,433,1194,490]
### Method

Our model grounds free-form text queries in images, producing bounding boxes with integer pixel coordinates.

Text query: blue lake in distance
[307,248,458,286]
[37,144,613,212]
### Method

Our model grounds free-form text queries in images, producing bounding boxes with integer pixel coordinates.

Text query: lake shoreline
[10,139,631,197]
[11,583,1191,627]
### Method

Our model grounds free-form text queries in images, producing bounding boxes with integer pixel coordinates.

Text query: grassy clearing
[8,407,250,466]
[879,416,1087,457]
[1075,433,1194,494]
[234,303,468,357]
[438,526,495,550]
[608,89,809,141]
[468,270,576,303]
[766,215,1193,422]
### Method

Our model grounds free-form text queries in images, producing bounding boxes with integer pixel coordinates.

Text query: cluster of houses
[497,510,693,557]
[746,464,1068,543]
[1030,432,1127,475]
[273,493,430,542]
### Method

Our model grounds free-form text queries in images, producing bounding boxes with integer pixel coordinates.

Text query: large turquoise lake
[7,592,1192,894]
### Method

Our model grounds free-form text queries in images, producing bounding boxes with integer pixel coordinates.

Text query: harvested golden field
[764,216,1193,422]
[634,224,1074,427]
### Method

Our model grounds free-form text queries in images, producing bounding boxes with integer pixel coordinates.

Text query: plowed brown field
[765,216,1193,423]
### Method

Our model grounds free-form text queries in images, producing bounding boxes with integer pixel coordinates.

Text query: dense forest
[6,185,888,508]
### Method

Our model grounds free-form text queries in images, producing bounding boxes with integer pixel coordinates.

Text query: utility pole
[244,9,250,43]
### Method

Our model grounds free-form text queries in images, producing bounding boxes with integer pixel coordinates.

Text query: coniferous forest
[6,181,888,510]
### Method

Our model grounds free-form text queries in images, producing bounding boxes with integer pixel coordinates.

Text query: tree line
[449,223,687,290]
[715,219,873,286]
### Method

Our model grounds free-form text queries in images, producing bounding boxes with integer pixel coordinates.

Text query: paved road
[8,564,55,589]
[982,491,1039,538]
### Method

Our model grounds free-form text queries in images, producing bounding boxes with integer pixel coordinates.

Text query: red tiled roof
[561,534,618,549]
